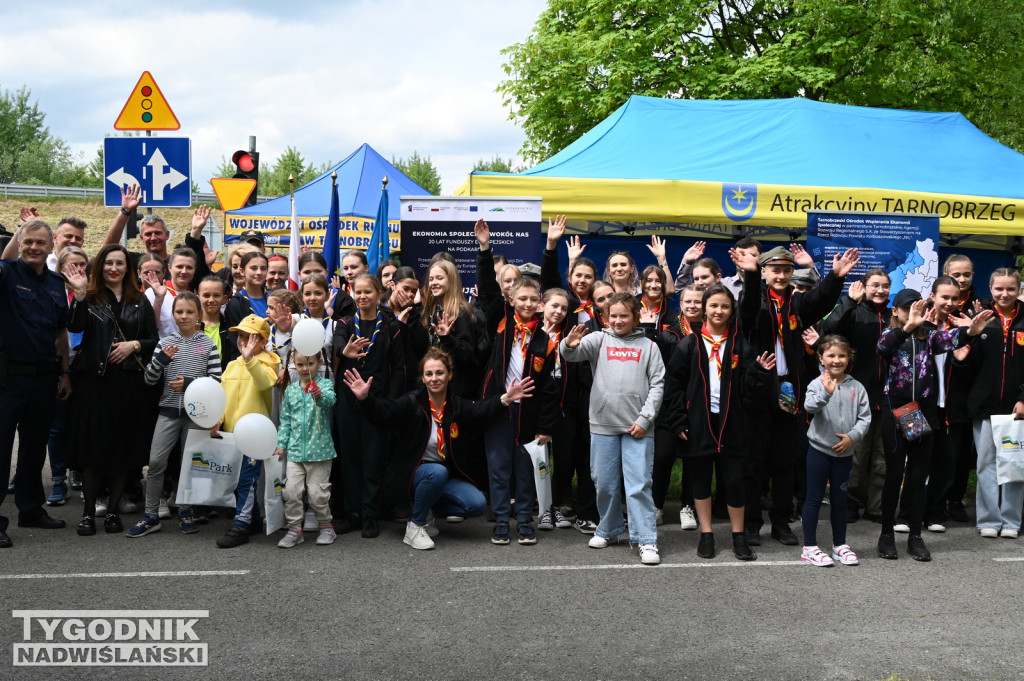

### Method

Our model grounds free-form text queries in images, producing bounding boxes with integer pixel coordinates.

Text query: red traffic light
[232,150,256,173]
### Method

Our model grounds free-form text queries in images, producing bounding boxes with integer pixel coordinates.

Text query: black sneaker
[69,470,83,491]
[491,522,510,545]
[947,501,969,523]
[697,532,716,559]
[103,514,124,534]
[216,525,249,549]
[744,528,761,546]
[771,523,798,546]
[518,523,537,545]
[907,535,931,562]
[877,533,897,559]
[361,518,380,538]
[572,519,597,535]
[733,533,757,561]
[77,515,96,537]
[335,517,360,535]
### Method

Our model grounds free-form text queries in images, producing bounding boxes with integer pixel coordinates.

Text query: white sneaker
[445,516,465,523]
[118,497,139,513]
[893,523,910,533]
[801,546,834,567]
[95,497,108,515]
[303,509,319,532]
[979,527,999,538]
[277,529,304,548]
[679,505,698,531]
[831,544,859,566]
[404,522,435,550]
[316,527,336,545]
[158,499,171,520]
[1001,528,1019,539]
[639,543,661,565]
[655,508,664,526]
[554,507,572,528]
[926,522,946,533]
[588,534,619,549]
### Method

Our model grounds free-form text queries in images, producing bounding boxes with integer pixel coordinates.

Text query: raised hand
[436,311,453,336]
[331,275,342,291]
[203,242,220,267]
[967,309,995,336]
[924,305,939,326]
[729,247,758,273]
[19,206,40,225]
[683,241,706,264]
[904,299,927,331]
[342,334,370,359]
[756,352,776,371]
[325,290,337,317]
[564,323,588,349]
[647,235,667,263]
[566,235,586,263]
[63,262,88,294]
[848,280,866,303]
[342,368,373,400]
[832,248,861,277]
[546,215,567,249]
[143,270,167,299]
[802,327,819,347]
[120,184,141,212]
[789,243,814,268]
[240,333,261,361]
[162,344,180,361]
[505,376,535,403]
[191,205,211,233]
[268,302,293,331]
[821,371,837,395]
[639,305,658,324]
[474,218,490,251]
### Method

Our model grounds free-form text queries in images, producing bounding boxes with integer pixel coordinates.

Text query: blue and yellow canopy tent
[456,96,1024,248]
[224,143,429,250]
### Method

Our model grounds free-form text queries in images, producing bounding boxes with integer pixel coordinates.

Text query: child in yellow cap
[215,314,282,548]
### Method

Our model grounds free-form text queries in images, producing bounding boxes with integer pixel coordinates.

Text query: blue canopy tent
[224,143,430,251]
[457,96,1024,244]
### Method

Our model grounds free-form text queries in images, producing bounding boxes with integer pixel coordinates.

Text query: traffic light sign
[232,150,259,207]
[113,71,180,130]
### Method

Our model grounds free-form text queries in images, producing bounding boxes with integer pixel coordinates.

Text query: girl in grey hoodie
[801,334,871,567]
[561,293,665,565]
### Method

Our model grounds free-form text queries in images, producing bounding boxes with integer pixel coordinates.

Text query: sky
[0,0,548,194]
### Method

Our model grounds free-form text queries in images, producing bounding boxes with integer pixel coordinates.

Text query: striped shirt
[144,331,222,415]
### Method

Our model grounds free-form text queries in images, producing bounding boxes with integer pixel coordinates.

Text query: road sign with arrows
[103,137,192,208]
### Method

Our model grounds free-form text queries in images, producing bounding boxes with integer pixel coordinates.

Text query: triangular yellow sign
[210,178,257,212]
[113,71,181,130]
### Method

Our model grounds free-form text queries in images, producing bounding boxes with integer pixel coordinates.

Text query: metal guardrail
[0,183,273,205]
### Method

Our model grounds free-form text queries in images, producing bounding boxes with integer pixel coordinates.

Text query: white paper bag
[990,415,1024,485]
[523,439,552,515]
[262,456,287,535]
[176,430,243,507]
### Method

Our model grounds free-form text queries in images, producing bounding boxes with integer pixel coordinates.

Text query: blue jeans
[411,463,487,525]
[591,433,657,544]
[232,455,263,529]
[974,418,1024,532]
[802,445,853,547]
[484,417,536,524]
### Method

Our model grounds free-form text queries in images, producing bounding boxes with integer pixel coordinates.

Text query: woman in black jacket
[64,244,158,536]
[344,348,532,550]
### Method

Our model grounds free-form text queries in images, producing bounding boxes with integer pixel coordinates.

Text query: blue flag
[323,180,341,280]
[367,186,390,273]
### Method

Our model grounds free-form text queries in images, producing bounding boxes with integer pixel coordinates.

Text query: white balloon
[233,413,278,460]
[183,377,226,429]
[291,318,326,357]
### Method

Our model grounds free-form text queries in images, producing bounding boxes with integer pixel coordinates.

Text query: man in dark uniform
[0,220,71,547]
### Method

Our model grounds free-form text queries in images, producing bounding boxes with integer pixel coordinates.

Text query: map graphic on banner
[400,196,543,296]
[806,211,940,304]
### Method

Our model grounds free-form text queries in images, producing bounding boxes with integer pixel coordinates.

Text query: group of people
[2,190,1023,568]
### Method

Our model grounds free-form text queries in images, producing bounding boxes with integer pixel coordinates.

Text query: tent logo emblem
[722,183,757,222]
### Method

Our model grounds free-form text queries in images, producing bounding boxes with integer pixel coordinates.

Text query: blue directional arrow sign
[103,137,192,208]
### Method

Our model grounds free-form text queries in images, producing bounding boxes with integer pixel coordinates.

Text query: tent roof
[517,96,1024,198]
[228,143,429,219]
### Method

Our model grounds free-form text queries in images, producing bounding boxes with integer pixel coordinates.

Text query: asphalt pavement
[2,494,1023,681]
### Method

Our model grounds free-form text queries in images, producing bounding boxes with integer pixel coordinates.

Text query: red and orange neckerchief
[768,288,788,342]
[574,299,594,318]
[513,314,539,356]
[430,399,446,460]
[700,328,728,378]
[996,306,1016,342]
[641,298,661,317]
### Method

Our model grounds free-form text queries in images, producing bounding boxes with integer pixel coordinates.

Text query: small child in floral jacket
[273,350,337,548]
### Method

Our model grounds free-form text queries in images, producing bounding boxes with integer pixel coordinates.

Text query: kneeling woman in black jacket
[343,348,533,550]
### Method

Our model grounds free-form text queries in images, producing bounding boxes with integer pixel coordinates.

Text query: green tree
[0,85,48,183]
[472,155,520,173]
[392,151,441,195]
[499,0,1024,162]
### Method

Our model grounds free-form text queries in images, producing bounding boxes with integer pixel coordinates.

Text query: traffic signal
[231,150,259,206]
[125,210,144,240]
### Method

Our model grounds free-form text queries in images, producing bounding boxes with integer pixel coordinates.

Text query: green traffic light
[142,112,153,123]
